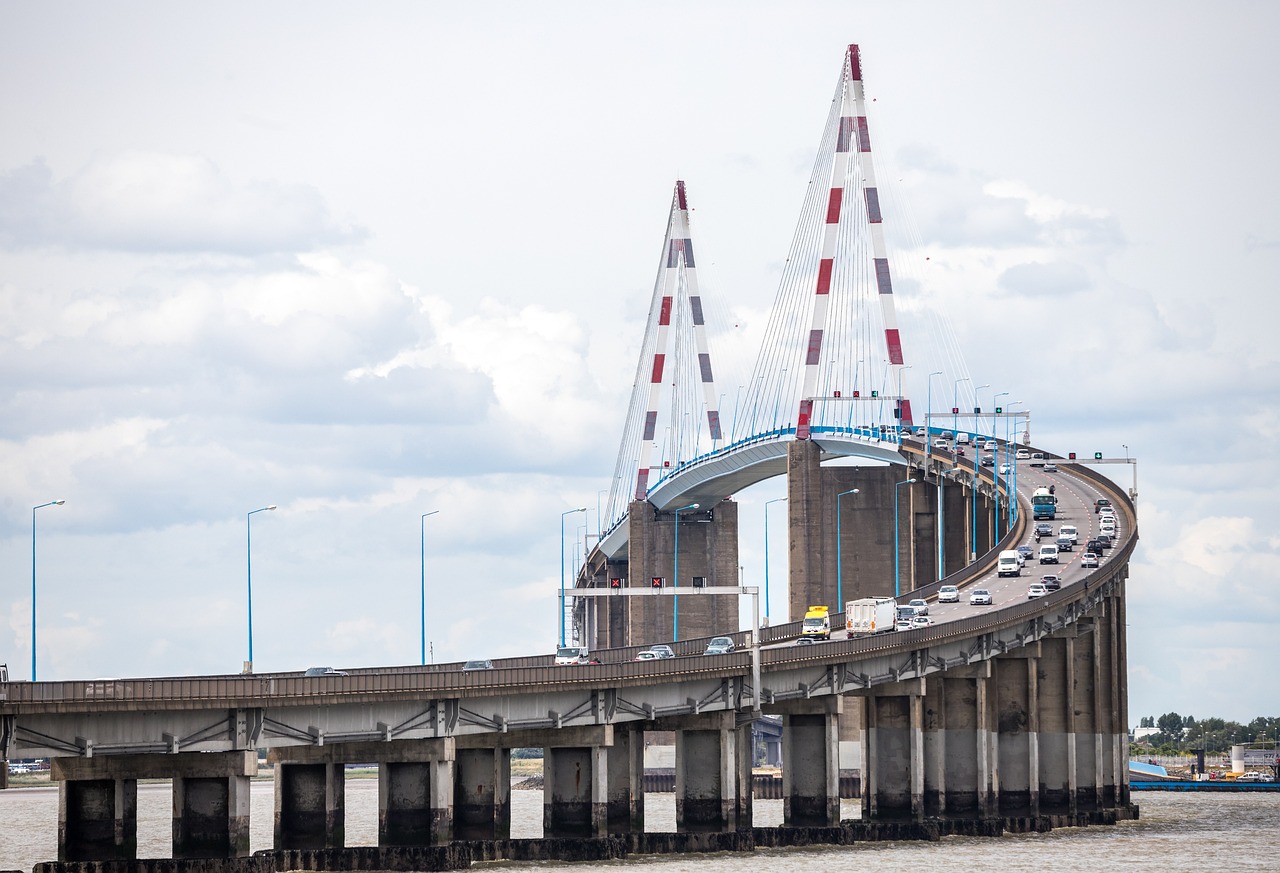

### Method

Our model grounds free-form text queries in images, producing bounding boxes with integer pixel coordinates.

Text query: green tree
[1157,711,1184,739]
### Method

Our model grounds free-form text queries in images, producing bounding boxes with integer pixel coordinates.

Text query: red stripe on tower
[659,296,673,325]
[816,259,834,294]
[826,188,844,224]
[885,330,904,366]
[650,354,665,383]
[848,44,862,81]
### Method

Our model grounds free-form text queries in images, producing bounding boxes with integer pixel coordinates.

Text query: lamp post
[993,392,1008,534]
[894,479,916,598]
[1007,401,1024,527]
[672,502,700,640]
[420,510,439,665]
[559,507,587,648]
[926,371,942,455]
[764,497,787,622]
[952,377,969,441]
[836,489,860,608]
[246,504,277,674]
[895,365,912,443]
[31,499,65,682]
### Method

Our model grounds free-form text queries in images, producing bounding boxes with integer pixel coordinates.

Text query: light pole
[836,489,860,608]
[31,499,65,682]
[420,510,439,665]
[894,479,916,598]
[952,377,969,441]
[926,371,942,454]
[672,502,700,640]
[993,392,1008,534]
[895,365,912,443]
[559,507,587,648]
[246,504,277,674]
[764,497,787,622]
[1007,401,1024,527]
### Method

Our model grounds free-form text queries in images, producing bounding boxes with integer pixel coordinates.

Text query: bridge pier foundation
[858,679,924,821]
[454,747,510,840]
[779,697,842,827]
[993,648,1039,816]
[58,776,137,861]
[275,761,344,849]
[379,758,454,846]
[675,711,746,832]
[606,725,645,833]
[543,745,608,838]
[173,772,252,858]
[1038,634,1074,813]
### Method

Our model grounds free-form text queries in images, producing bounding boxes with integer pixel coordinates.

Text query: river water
[1,780,1276,872]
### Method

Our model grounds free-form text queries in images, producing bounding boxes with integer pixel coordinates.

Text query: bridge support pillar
[543,745,608,838]
[173,773,252,859]
[916,664,994,819]
[606,725,645,833]
[57,777,137,861]
[454,747,510,840]
[275,762,344,849]
[779,697,842,827]
[858,679,924,821]
[1072,617,1100,811]
[675,711,745,832]
[379,758,454,846]
[1038,633,1073,813]
[993,647,1040,816]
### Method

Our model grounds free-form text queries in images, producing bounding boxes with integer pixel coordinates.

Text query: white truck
[845,597,898,635]
[802,605,832,640]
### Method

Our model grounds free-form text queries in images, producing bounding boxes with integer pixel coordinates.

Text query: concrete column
[938,672,983,816]
[454,747,510,840]
[675,712,739,832]
[780,697,842,827]
[1038,635,1072,813]
[1115,579,1132,806]
[606,726,645,833]
[976,667,995,816]
[274,762,344,850]
[379,759,453,846]
[543,746,607,838]
[1098,596,1120,808]
[910,693,924,819]
[942,480,969,575]
[172,774,251,859]
[1072,619,1099,810]
[58,778,137,862]
[864,684,917,820]
[922,674,946,817]
[736,720,754,831]
[994,654,1032,815]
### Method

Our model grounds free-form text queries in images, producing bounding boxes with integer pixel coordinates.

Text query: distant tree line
[1134,713,1280,754]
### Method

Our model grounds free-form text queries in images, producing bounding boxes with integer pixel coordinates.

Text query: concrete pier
[274,762,344,850]
[778,697,842,827]
[675,712,745,832]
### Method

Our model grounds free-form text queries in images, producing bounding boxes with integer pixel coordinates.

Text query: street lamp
[31,499,65,682]
[894,479,916,598]
[764,497,787,622]
[420,510,439,665]
[926,371,942,455]
[952,377,969,442]
[559,507,587,648]
[895,366,912,444]
[836,489,860,608]
[246,505,277,674]
[993,392,1008,534]
[672,502,700,640]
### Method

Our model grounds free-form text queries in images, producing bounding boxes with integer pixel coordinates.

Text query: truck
[801,605,831,640]
[845,597,898,635]
[1031,486,1057,520]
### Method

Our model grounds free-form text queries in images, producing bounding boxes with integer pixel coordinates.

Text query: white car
[909,614,932,629]
[1059,525,1079,544]
[895,618,913,631]
[1038,544,1059,564]
[1044,462,1058,473]
[1027,582,1048,599]
[1081,552,1100,568]
[938,585,960,603]
[969,588,993,606]
[1016,449,1030,460]
[908,598,929,615]
[999,463,1012,475]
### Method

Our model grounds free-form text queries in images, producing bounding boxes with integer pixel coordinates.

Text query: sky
[1,1,1277,725]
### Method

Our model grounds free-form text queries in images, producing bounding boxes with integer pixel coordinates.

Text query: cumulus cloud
[996,260,1092,297]
[0,154,363,255]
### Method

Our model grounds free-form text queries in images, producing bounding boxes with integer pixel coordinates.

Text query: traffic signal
[1068,452,1077,460]
[833,390,841,397]
[871,390,879,398]
[995,406,1003,414]
[610,577,623,589]
[1094,452,1103,460]
[651,576,664,589]
[951,407,959,414]
[852,390,860,397]
[973,406,981,414]
[692,576,706,588]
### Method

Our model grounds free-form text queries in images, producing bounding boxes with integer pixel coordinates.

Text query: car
[969,588,993,606]
[938,585,960,603]
[463,659,494,671]
[1038,544,1059,564]
[895,618,913,631]
[794,636,817,646]
[303,666,349,677]
[955,446,966,457]
[908,598,929,616]
[1015,545,1033,564]
[1016,449,1030,460]
[1081,552,1100,568]
[634,650,659,661]
[1095,498,1112,514]
[1034,522,1055,538]
[1085,537,1104,554]
[1043,462,1058,473]
[704,636,735,655]
[1238,771,1274,782]
[1030,452,1046,467]
[999,463,1012,475]
[1100,523,1117,540]
[1056,535,1074,552]
[915,426,928,437]
[1095,534,1113,550]
[1059,524,1079,544]
[909,614,932,629]
[554,646,591,666]
[1027,583,1048,599]
[981,453,995,466]
[1040,574,1061,590]
[646,645,675,659]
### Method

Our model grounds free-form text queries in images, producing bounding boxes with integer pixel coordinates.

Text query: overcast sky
[2,1,1277,725]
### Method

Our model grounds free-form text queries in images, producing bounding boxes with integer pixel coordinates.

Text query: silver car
[938,585,960,603]
[969,589,993,606]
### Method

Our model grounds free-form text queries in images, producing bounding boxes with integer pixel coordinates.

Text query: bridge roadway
[0,449,1134,859]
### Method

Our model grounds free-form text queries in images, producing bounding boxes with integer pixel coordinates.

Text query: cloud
[0,154,364,255]
[996,260,1092,297]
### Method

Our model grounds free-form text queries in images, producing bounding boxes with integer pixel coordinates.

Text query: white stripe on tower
[849,44,913,427]
[795,46,856,440]
[633,184,683,500]
[675,181,724,445]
